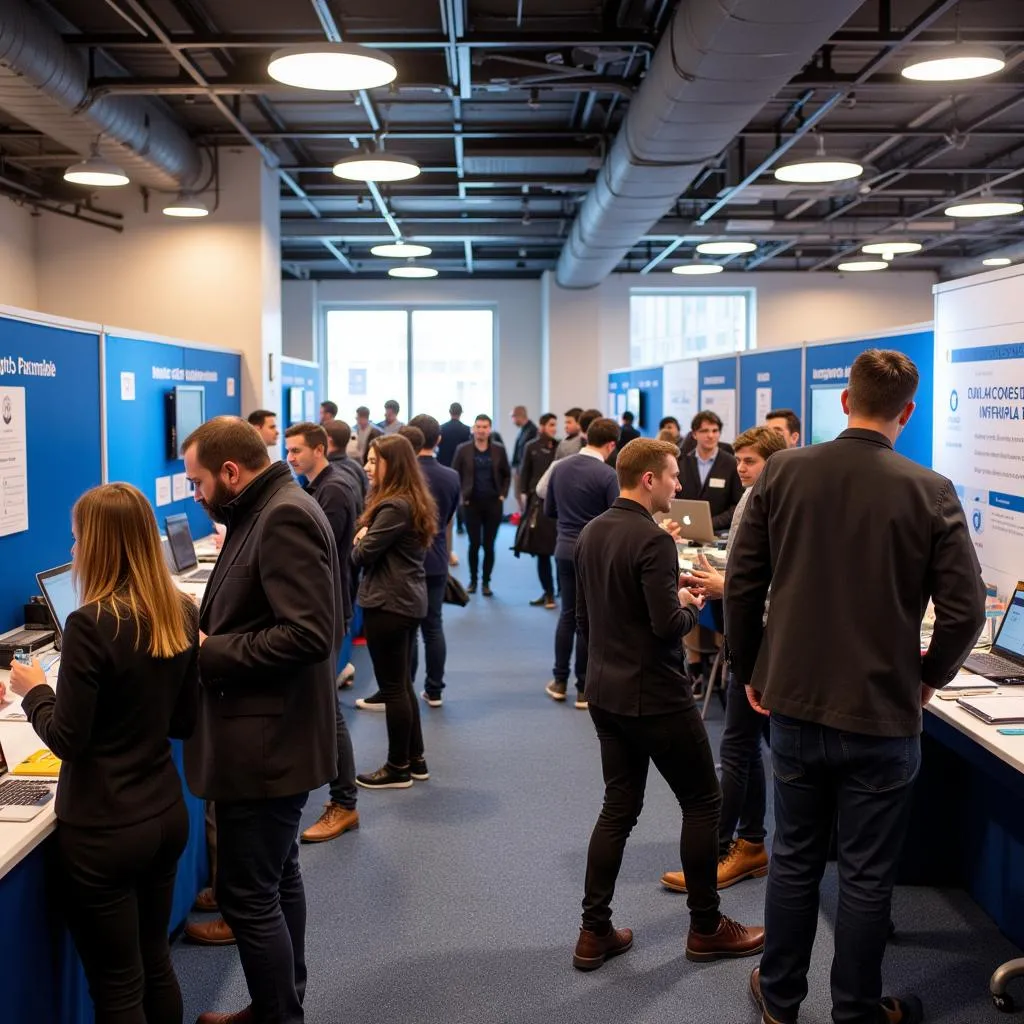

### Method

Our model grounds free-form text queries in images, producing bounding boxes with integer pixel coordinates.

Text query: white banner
[663,360,699,431]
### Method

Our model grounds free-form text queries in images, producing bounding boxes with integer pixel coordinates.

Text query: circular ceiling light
[837,259,889,272]
[695,241,757,256]
[901,44,1006,82]
[162,196,209,218]
[64,153,129,187]
[983,257,1012,267]
[774,157,863,184]
[862,241,922,257]
[332,154,420,182]
[371,241,432,258]
[267,44,397,91]
[388,265,438,279]
[945,198,1023,218]
[671,262,724,276]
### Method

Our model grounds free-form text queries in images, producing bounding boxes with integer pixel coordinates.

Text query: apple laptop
[0,736,55,822]
[964,582,1024,681]
[656,499,718,545]
[165,514,213,583]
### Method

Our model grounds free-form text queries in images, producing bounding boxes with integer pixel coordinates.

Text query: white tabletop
[925,687,1024,775]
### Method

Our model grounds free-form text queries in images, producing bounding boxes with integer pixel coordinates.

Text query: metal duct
[555,0,866,288]
[0,0,202,191]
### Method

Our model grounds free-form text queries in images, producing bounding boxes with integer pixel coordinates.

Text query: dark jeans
[760,714,921,1024]
[583,705,722,933]
[553,556,587,691]
[536,553,554,596]
[363,606,423,766]
[411,573,448,698]
[719,676,767,855]
[56,799,188,1024]
[216,793,309,1024]
[464,497,503,583]
[328,694,358,809]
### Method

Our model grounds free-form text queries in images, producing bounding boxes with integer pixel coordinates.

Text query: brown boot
[660,838,769,893]
[193,887,218,913]
[195,1008,253,1024]
[685,915,765,962]
[572,925,634,971]
[301,803,360,843]
[184,916,236,946]
[750,966,789,1023]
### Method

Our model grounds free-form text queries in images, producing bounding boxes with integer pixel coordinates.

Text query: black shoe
[410,757,430,781]
[529,593,549,607]
[356,763,412,789]
[467,581,478,594]
[546,679,568,702]
[355,691,386,712]
[482,583,494,597]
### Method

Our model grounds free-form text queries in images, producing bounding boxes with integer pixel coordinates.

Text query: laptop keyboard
[185,568,212,583]
[0,779,54,806]
[965,651,1023,676]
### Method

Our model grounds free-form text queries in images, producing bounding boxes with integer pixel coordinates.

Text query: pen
[996,727,1024,736]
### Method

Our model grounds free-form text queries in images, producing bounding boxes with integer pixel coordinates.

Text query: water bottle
[13,648,30,666]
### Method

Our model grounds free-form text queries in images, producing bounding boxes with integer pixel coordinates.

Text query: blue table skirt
[0,741,207,1024]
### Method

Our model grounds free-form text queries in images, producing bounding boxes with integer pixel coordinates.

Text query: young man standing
[283,423,361,846]
[617,411,641,447]
[555,406,585,460]
[764,408,802,448]
[378,399,404,434]
[543,417,619,708]
[452,414,510,596]
[351,406,382,462]
[438,403,472,537]
[572,437,764,971]
[323,419,368,498]
[678,410,743,532]
[247,409,279,448]
[319,400,338,424]
[510,405,538,510]
[515,412,559,608]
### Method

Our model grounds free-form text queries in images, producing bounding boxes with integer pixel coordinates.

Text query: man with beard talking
[182,416,340,1024]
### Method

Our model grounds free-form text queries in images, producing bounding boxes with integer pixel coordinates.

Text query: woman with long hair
[10,483,199,1024]
[353,433,437,789]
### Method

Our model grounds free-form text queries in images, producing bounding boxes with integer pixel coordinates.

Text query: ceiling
[2,0,1023,279]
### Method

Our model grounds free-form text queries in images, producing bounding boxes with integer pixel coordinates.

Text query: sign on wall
[663,360,699,432]
[0,386,28,537]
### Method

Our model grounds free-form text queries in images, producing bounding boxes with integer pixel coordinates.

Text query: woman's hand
[353,526,368,545]
[9,658,47,698]
[679,565,724,600]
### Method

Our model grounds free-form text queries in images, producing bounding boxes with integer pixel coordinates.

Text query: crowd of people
[0,350,987,1024]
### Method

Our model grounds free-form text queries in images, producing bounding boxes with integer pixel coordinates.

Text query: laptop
[655,499,718,545]
[165,514,213,583]
[36,562,81,641]
[964,582,1024,681]
[0,736,55,822]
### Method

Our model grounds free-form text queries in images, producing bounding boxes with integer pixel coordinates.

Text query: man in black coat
[727,350,986,1024]
[678,409,743,532]
[183,416,340,1024]
[510,404,538,508]
[515,412,558,607]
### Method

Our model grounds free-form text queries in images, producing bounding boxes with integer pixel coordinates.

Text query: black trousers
[56,799,189,1024]
[327,695,358,809]
[363,606,423,766]
[216,793,309,1024]
[583,705,722,933]
[536,553,554,596]
[464,497,503,584]
[553,556,587,691]
[718,676,767,854]
[411,573,449,698]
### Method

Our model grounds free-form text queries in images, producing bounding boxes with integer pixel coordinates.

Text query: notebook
[956,695,1024,724]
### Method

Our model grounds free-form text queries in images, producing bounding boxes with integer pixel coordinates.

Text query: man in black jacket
[182,417,340,1024]
[572,437,764,972]
[727,350,986,1024]
[323,419,368,498]
[439,402,472,535]
[510,405,538,509]
[452,414,511,596]
[515,412,558,608]
[678,410,743,531]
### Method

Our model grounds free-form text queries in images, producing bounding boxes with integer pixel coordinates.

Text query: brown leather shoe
[195,1008,252,1024]
[661,839,770,893]
[572,925,634,971]
[184,916,236,946]
[750,967,789,1023]
[685,915,765,962]
[193,887,218,913]
[301,803,360,843]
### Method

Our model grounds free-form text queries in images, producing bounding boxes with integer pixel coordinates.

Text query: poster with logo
[0,386,29,537]
[933,340,1024,594]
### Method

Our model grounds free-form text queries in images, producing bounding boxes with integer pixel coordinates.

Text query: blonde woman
[10,483,199,1024]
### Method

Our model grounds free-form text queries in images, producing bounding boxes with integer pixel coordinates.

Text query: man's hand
[746,685,770,717]
[679,566,724,600]
[678,587,705,610]
[660,519,682,541]
[921,684,936,707]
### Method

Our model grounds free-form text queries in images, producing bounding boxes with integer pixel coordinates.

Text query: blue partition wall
[282,357,322,427]
[607,366,663,436]
[0,316,102,632]
[739,348,804,432]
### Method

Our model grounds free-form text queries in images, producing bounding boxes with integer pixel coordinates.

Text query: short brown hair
[766,408,801,435]
[284,421,328,454]
[323,419,351,452]
[733,426,787,460]
[616,438,679,490]
[398,424,426,451]
[847,349,920,420]
[579,408,604,434]
[585,417,619,448]
[182,416,270,473]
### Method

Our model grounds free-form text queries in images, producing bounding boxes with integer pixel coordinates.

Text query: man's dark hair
[565,406,583,420]
[539,412,557,427]
[320,400,338,417]
[659,416,681,431]
[355,405,370,418]
[585,417,619,449]
[621,411,635,424]
[691,409,723,432]
[183,416,270,472]
[323,419,352,452]
[247,409,275,428]
[847,349,920,421]
[384,399,400,413]
[450,402,463,417]
[284,421,329,454]
[766,408,801,436]
[398,424,426,451]
[474,413,493,426]
[408,414,441,449]
[579,408,603,435]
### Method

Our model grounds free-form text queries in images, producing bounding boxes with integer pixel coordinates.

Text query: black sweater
[21,600,199,828]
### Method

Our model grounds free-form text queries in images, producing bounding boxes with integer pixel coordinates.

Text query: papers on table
[943,671,998,693]
[957,694,1024,724]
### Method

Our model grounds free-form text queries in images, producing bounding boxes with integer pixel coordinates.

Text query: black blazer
[576,498,701,715]
[305,463,359,630]
[514,436,557,557]
[452,440,512,503]
[21,601,198,828]
[185,462,340,801]
[512,420,538,469]
[679,448,744,531]
[725,428,986,738]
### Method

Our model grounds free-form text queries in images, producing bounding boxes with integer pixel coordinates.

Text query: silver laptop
[964,581,1024,681]
[36,562,80,641]
[0,736,55,822]
[165,513,213,583]
[655,499,718,545]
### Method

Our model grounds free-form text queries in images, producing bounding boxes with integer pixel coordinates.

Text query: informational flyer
[700,388,737,443]
[755,386,773,425]
[663,360,699,431]
[0,386,29,537]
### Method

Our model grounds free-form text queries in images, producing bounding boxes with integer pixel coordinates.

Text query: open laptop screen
[165,513,197,574]
[994,586,1024,660]
[36,563,80,639]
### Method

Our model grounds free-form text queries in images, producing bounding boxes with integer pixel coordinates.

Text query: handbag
[444,574,470,607]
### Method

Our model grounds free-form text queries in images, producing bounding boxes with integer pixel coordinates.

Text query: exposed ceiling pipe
[0,0,201,190]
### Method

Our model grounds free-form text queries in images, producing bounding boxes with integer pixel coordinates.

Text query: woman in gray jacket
[353,433,438,789]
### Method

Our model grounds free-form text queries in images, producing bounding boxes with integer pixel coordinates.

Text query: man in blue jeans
[726,350,986,1024]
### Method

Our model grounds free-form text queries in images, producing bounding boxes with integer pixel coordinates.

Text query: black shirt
[327,450,368,501]
[304,462,358,628]
[472,446,499,500]
[437,419,471,466]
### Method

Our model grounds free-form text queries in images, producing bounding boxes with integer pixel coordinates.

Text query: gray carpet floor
[174,524,1022,1023]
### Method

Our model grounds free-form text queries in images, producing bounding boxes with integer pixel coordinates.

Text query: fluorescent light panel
[695,241,756,256]
[902,45,1006,82]
[671,263,724,276]
[371,242,432,258]
[945,199,1023,218]
[332,154,420,182]
[267,44,397,91]
[774,157,863,184]
[388,266,438,279]
[837,259,889,272]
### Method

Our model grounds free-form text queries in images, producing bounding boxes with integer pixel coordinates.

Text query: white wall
[282,280,316,361]
[0,196,38,309]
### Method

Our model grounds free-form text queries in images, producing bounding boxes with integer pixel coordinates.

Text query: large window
[324,307,494,424]
[630,290,753,366]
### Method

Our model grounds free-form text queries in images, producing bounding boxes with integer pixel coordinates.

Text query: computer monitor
[993,584,1024,662]
[164,513,198,574]
[35,563,81,639]
[810,384,847,445]
[166,385,206,460]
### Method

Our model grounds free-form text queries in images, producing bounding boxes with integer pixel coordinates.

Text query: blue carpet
[174,524,1022,1023]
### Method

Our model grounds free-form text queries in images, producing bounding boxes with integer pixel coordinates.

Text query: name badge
[709,477,726,489]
